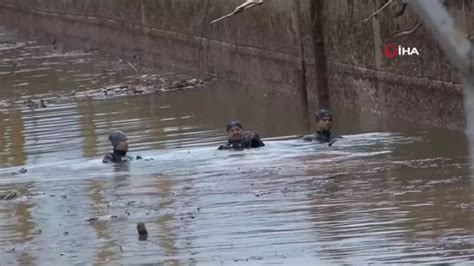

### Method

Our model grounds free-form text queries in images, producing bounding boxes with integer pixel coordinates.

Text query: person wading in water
[302,109,342,145]
[218,121,265,150]
[103,130,142,163]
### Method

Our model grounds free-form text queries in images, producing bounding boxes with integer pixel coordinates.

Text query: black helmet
[109,130,128,148]
[226,121,243,132]
[315,109,332,121]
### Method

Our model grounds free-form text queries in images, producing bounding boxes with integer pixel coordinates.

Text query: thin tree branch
[211,0,264,24]
[393,22,422,37]
[127,61,139,75]
[362,0,394,23]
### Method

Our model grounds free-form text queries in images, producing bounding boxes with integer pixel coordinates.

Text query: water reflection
[156,179,179,262]
[0,112,7,165]
[9,109,26,166]
[78,101,98,158]
[0,183,36,265]
[87,178,118,264]
[0,109,27,167]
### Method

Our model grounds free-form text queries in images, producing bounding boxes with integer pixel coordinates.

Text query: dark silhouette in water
[137,222,148,241]
[103,130,142,163]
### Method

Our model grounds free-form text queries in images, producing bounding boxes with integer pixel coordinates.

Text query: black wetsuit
[218,134,265,150]
[102,150,142,163]
[302,129,342,144]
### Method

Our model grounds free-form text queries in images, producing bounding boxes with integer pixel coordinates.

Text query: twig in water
[211,0,264,24]
[362,0,394,23]
[393,22,422,38]
[127,61,139,75]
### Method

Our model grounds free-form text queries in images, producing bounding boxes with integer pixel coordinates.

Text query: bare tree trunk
[310,0,329,109]
[291,0,310,128]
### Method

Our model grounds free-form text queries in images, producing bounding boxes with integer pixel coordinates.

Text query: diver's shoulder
[218,143,231,150]
[102,152,114,163]
[249,133,265,147]
[302,134,316,141]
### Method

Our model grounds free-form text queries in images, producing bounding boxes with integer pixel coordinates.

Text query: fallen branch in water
[393,22,422,38]
[127,61,139,75]
[362,0,394,23]
[211,0,264,24]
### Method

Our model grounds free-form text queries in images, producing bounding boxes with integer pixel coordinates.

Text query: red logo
[383,43,398,59]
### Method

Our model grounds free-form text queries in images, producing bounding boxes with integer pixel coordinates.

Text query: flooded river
[0,26,473,265]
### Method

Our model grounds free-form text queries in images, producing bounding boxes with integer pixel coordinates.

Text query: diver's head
[226,121,243,141]
[315,109,333,132]
[109,130,129,152]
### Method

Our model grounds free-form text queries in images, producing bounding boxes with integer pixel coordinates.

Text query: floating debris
[86,217,99,224]
[137,222,148,241]
[24,98,48,109]
[11,168,27,175]
[0,76,215,111]
[0,190,18,200]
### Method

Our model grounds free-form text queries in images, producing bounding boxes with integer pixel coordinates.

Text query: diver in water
[218,121,265,150]
[103,130,142,163]
[303,109,342,145]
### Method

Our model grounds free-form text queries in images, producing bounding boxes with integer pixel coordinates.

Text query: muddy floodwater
[0,26,473,265]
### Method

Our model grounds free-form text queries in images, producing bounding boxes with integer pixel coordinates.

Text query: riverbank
[0,0,471,130]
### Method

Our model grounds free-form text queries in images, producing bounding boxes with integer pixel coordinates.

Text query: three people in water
[103,109,341,163]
